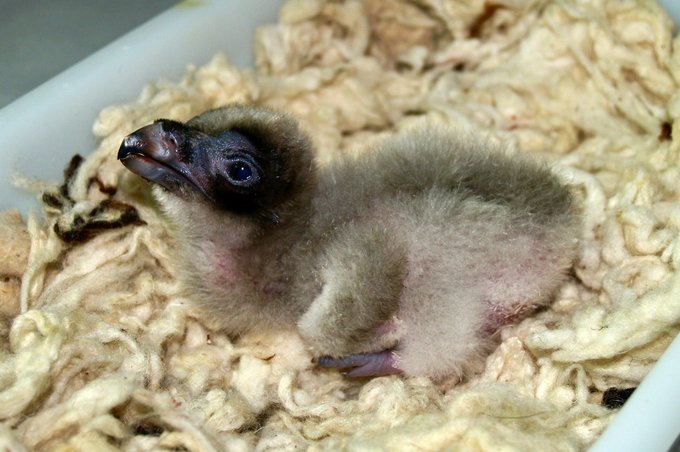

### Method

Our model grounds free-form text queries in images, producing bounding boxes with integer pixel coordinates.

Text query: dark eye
[224,157,260,187]
[230,162,252,181]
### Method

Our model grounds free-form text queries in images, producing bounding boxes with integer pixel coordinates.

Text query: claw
[317,350,400,377]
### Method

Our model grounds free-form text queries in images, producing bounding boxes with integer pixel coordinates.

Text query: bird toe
[317,350,401,377]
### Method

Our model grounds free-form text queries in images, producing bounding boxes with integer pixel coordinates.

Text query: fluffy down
[119,106,580,379]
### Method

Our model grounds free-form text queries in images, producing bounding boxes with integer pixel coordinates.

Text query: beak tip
[118,133,144,161]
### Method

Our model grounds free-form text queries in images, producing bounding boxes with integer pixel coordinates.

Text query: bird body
[118,105,579,379]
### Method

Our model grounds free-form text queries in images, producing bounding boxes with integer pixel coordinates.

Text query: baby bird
[118,105,580,379]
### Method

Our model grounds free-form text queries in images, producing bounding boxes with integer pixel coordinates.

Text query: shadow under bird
[118,104,580,379]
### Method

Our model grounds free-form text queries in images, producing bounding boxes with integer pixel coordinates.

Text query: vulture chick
[118,105,580,379]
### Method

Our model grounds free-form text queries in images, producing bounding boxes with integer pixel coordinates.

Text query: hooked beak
[118,121,212,201]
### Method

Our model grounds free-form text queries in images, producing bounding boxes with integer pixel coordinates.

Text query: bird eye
[230,162,252,181]
[224,157,260,187]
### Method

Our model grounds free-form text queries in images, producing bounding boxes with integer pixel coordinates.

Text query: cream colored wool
[1,0,680,450]
[0,210,29,331]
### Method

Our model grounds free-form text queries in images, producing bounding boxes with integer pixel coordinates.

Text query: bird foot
[317,350,400,377]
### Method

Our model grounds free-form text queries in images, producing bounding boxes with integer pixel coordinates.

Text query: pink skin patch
[262,281,285,297]
[375,319,400,335]
[215,256,239,279]
[206,241,287,299]
[203,241,244,285]
[214,256,242,284]
[479,240,558,335]
[482,301,536,335]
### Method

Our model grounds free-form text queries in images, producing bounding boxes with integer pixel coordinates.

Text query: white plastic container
[0,0,285,213]
[0,0,678,449]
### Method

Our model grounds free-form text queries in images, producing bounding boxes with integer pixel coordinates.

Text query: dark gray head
[118,104,316,225]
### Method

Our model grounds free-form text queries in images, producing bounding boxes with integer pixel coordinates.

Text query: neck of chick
[159,188,316,335]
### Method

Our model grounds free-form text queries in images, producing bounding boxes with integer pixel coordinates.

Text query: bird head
[118,105,316,232]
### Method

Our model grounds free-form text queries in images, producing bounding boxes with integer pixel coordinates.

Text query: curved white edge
[590,331,680,451]
[594,2,678,449]
[0,0,285,215]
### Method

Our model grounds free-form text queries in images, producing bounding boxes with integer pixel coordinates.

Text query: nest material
[2,0,680,450]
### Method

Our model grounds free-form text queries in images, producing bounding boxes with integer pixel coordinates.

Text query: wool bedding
[1,0,679,450]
